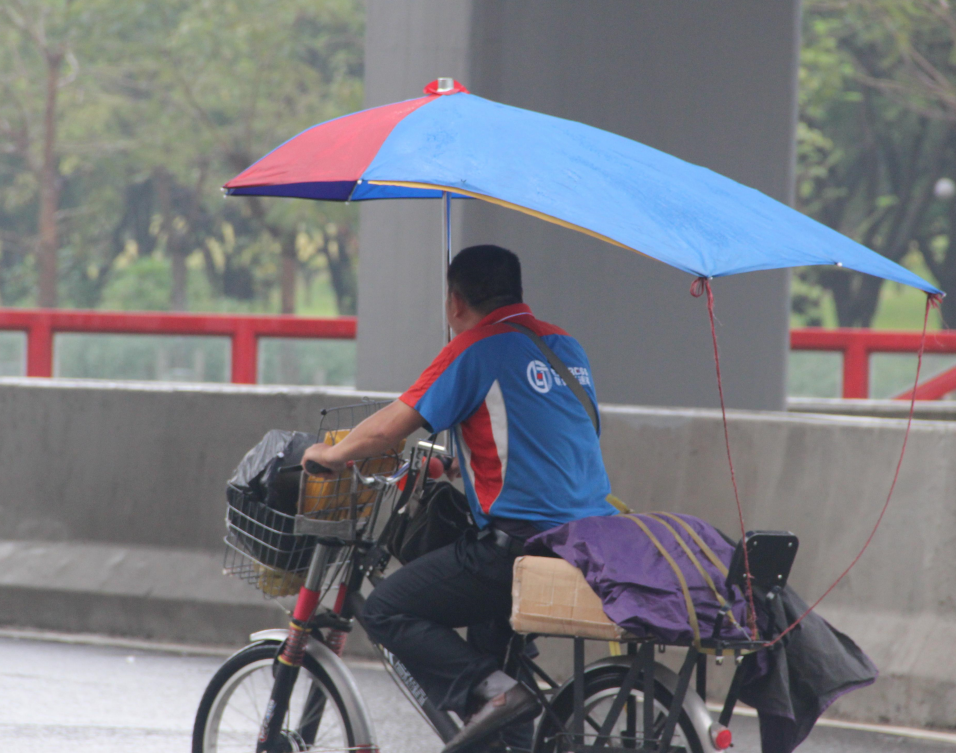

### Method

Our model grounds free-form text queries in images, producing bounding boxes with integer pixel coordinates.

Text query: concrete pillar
[358,1,800,410]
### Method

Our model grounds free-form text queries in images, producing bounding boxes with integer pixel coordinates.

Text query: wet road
[0,632,953,752]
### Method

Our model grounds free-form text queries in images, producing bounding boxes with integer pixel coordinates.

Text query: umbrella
[224,79,945,643]
[225,78,942,297]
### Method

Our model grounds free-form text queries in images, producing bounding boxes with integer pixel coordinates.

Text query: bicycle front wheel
[192,641,356,753]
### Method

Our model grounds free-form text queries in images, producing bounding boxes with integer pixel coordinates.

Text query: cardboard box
[511,555,624,640]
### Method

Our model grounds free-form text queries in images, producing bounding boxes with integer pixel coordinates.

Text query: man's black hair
[447,244,523,315]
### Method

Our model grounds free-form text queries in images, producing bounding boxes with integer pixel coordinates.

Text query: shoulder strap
[505,322,599,434]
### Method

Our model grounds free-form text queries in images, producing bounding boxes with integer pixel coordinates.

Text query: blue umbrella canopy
[226,81,942,295]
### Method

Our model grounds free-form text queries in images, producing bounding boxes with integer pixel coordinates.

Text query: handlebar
[304,459,333,476]
[281,450,450,488]
[278,462,334,475]
[351,460,411,488]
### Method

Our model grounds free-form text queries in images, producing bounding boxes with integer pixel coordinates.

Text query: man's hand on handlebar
[301,443,346,478]
[444,456,461,481]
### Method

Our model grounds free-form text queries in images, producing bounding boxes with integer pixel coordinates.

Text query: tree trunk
[37,50,64,308]
[939,293,956,329]
[281,235,296,315]
[171,251,187,312]
[324,226,357,315]
[237,190,297,314]
[816,268,886,328]
[155,168,188,312]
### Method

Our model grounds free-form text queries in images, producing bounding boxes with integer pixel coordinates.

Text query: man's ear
[448,289,468,318]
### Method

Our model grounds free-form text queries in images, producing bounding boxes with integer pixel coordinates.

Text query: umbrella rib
[366,180,659,264]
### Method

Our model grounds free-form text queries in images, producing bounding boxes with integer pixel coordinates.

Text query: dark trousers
[362,531,517,716]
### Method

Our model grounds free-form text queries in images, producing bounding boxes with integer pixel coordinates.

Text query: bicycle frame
[257,538,741,752]
[249,455,766,753]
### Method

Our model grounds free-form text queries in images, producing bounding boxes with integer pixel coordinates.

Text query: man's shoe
[443,685,541,753]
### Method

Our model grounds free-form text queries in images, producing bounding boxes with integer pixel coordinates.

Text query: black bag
[227,429,314,515]
[226,429,318,571]
[382,479,475,565]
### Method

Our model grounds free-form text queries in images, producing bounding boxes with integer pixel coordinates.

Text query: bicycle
[193,402,797,753]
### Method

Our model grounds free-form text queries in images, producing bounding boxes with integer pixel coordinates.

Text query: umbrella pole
[441,190,452,344]
[440,191,453,454]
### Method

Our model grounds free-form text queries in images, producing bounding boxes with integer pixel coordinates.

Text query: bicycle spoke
[197,652,354,753]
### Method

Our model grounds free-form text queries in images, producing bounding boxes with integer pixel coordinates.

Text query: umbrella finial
[424,78,470,96]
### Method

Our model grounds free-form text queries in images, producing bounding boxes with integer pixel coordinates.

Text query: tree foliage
[797,0,956,327]
[0,0,363,313]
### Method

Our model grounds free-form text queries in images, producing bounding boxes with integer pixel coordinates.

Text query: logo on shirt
[527,360,553,393]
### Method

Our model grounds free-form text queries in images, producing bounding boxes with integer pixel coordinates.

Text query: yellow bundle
[298,429,404,520]
[254,563,306,597]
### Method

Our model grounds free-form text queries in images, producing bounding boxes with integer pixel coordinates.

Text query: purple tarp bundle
[527,512,750,644]
[527,513,878,753]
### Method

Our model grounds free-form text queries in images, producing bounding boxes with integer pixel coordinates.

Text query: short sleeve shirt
[400,303,615,532]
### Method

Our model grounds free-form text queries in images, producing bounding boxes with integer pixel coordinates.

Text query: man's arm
[301,399,425,475]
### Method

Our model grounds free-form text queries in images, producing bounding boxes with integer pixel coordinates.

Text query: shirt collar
[478,303,533,327]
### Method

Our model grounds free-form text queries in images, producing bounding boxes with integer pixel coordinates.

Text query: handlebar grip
[304,459,333,475]
[426,456,446,479]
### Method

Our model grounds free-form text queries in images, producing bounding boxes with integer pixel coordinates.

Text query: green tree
[121,0,363,313]
[0,0,364,315]
[797,0,956,327]
[1,0,90,307]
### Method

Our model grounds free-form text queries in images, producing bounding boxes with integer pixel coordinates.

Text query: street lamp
[934,177,956,200]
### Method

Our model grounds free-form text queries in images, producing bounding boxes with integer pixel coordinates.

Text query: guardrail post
[231,323,258,384]
[842,341,868,399]
[26,315,53,377]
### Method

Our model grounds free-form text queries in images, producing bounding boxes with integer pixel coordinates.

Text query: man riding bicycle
[302,244,616,753]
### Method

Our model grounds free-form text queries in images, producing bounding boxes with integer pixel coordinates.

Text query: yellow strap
[653,511,729,578]
[646,513,744,635]
[625,514,701,648]
[606,493,632,514]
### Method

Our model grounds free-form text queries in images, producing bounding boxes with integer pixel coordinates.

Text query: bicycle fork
[257,544,333,753]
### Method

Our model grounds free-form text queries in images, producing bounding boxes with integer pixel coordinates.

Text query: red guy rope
[764,291,941,647]
[691,276,759,639]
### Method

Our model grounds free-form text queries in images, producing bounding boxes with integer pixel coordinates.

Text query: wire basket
[224,497,319,597]
[223,400,400,598]
[316,400,392,437]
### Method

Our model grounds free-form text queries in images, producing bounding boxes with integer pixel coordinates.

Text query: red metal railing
[2,312,952,397]
[790,328,956,400]
[0,309,357,384]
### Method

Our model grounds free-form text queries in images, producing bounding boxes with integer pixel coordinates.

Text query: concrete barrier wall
[1,379,954,726]
[0,378,395,645]
[789,396,956,422]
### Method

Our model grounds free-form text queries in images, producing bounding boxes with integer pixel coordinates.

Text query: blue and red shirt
[400,304,615,532]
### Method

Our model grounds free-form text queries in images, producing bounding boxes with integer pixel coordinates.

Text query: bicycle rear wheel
[533,662,704,753]
[193,641,356,753]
